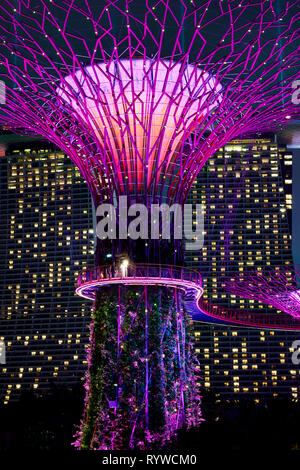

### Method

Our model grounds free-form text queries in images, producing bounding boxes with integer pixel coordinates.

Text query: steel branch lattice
[0,0,298,205]
[224,265,300,320]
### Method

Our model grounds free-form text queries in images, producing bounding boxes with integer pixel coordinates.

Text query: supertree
[224,265,300,320]
[0,0,298,450]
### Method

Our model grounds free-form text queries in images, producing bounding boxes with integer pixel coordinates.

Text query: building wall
[0,142,94,403]
[185,137,299,400]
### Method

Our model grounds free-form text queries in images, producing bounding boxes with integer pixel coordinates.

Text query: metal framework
[224,265,300,321]
[0,0,298,208]
[76,263,203,300]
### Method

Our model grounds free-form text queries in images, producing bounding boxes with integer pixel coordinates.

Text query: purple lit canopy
[0,0,298,205]
[224,265,300,320]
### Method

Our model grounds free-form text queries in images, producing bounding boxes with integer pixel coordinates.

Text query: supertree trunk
[74,285,201,450]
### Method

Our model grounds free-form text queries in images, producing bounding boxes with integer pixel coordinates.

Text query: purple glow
[223,266,300,321]
[76,263,203,301]
[198,298,300,331]
[0,1,298,207]
[57,59,222,197]
[73,282,203,450]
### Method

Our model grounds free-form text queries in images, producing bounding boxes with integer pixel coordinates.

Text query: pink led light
[58,60,221,191]
[76,276,203,301]
[198,298,300,331]
[224,266,300,319]
[0,1,297,208]
[76,263,203,302]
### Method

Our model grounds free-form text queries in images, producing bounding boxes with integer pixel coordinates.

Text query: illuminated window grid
[0,143,94,402]
[185,137,296,400]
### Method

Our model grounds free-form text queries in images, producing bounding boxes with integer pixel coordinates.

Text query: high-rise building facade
[0,135,299,404]
[279,144,293,234]
[0,138,94,403]
[186,137,299,400]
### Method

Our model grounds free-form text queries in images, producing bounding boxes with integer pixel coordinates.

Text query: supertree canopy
[224,265,300,320]
[0,0,299,450]
[0,0,298,216]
